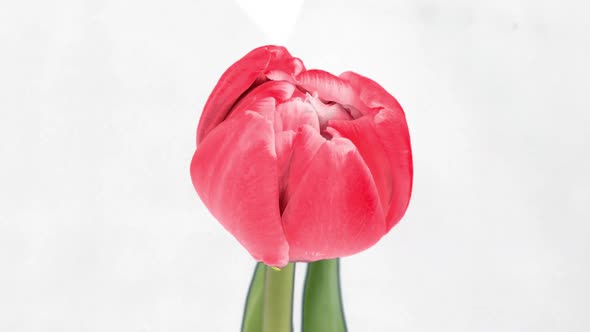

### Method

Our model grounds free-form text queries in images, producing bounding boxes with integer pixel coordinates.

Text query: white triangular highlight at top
[235,0,304,44]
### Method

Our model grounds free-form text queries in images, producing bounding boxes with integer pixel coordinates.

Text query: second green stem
[262,263,295,332]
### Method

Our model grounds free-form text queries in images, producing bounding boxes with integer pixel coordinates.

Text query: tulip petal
[307,95,353,129]
[339,71,403,113]
[275,131,296,178]
[197,46,301,144]
[296,69,367,117]
[373,109,413,230]
[339,71,413,230]
[275,130,296,211]
[282,137,385,261]
[329,117,393,217]
[266,52,305,78]
[266,69,297,83]
[275,98,320,133]
[231,97,277,123]
[190,111,289,266]
[264,55,304,85]
[229,81,297,122]
[281,125,325,208]
[296,70,355,104]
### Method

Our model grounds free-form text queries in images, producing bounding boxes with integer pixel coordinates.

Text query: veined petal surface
[282,136,385,261]
[191,111,289,266]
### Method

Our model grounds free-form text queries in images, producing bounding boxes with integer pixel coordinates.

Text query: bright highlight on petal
[276,99,319,132]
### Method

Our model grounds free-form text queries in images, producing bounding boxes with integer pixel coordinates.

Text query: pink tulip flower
[190,46,413,267]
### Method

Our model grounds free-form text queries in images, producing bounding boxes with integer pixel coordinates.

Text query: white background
[1,0,589,331]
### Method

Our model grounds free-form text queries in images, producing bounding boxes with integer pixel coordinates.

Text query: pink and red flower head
[191,46,413,267]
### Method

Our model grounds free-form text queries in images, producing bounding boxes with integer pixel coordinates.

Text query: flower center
[304,92,353,139]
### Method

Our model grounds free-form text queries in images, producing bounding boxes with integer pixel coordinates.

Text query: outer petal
[373,109,413,230]
[339,71,413,230]
[339,71,404,113]
[197,46,302,144]
[329,116,393,217]
[190,111,288,266]
[282,136,386,262]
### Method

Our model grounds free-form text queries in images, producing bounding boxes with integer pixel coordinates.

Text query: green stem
[241,263,266,332]
[262,263,295,332]
[302,258,347,332]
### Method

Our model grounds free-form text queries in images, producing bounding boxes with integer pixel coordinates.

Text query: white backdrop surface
[1,0,589,331]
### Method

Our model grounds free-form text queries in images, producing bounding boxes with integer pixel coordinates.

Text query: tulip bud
[190,45,413,267]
